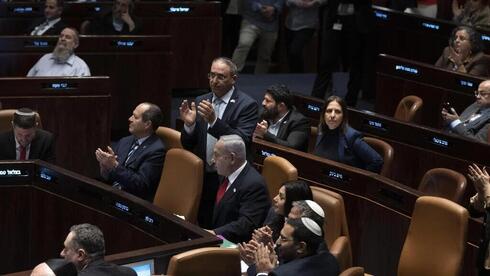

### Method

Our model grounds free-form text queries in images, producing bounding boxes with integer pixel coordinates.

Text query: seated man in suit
[27,0,66,36]
[27,27,91,77]
[83,0,140,35]
[0,108,55,162]
[442,80,490,142]
[254,84,310,151]
[60,223,136,276]
[180,57,259,228]
[250,217,339,276]
[95,102,165,201]
[209,134,270,243]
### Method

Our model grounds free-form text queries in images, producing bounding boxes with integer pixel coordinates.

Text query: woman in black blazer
[314,96,383,173]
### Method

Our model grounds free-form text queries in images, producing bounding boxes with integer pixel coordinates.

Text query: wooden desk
[0,35,173,136]
[292,93,490,205]
[0,1,221,90]
[252,138,481,276]
[0,77,111,177]
[373,5,490,63]
[376,54,485,128]
[0,160,220,275]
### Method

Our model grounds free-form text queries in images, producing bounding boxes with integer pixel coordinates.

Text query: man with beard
[248,217,339,276]
[442,80,490,142]
[27,27,90,77]
[26,0,66,36]
[254,84,310,151]
[83,0,140,35]
[180,57,259,228]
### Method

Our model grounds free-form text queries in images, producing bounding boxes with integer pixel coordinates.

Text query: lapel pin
[230,99,236,103]
[233,188,236,193]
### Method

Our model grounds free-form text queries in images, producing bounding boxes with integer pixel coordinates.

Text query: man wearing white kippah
[0,108,55,162]
[249,217,339,276]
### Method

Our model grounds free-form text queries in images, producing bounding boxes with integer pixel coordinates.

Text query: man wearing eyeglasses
[179,57,259,228]
[442,80,490,142]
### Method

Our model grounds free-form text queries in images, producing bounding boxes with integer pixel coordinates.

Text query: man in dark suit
[0,108,55,162]
[254,84,310,151]
[95,102,165,201]
[442,80,490,143]
[60,224,136,276]
[208,134,270,243]
[180,57,259,228]
[83,0,140,35]
[27,0,66,36]
[250,218,339,276]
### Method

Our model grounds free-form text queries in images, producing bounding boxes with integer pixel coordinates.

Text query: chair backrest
[311,186,352,271]
[155,126,183,150]
[0,109,43,133]
[398,196,469,276]
[166,247,241,276]
[340,267,365,276]
[418,168,467,204]
[262,155,298,200]
[363,137,394,177]
[308,126,318,153]
[153,148,203,224]
[394,95,423,123]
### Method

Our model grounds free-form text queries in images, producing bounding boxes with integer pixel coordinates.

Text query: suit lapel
[124,136,153,166]
[212,164,248,224]
[7,132,17,159]
[221,89,239,122]
[276,112,292,139]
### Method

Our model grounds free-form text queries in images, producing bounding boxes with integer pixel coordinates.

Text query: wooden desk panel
[0,35,173,136]
[252,138,481,276]
[0,77,111,177]
[0,161,220,274]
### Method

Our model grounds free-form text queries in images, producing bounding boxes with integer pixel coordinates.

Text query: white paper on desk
[241,260,249,273]
[174,214,186,220]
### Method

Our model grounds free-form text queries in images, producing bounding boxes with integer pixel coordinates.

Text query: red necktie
[19,146,26,160]
[215,177,229,204]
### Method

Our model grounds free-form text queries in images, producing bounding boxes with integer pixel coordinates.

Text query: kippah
[305,200,325,218]
[301,217,322,236]
[15,109,35,116]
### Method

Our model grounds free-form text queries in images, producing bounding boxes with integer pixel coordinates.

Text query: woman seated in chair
[313,96,383,173]
[435,26,489,77]
[238,180,312,264]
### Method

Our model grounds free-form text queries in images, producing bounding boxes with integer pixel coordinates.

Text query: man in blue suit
[180,57,259,228]
[95,102,165,201]
[208,134,270,243]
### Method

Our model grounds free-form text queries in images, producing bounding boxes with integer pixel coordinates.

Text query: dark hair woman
[313,96,383,173]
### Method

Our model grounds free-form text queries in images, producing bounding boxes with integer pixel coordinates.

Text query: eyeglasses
[208,72,228,81]
[474,90,490,97]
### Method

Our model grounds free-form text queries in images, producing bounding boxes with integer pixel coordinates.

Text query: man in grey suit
[254,84,310,151]
[180,57,259,228]
[442,80,490,143]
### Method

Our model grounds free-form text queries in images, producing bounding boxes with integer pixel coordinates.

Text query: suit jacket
[469,202,490,273]
[436,47,490,77]
[78,258,137,276]
[247,251,340,276]
[314,126,383,173]
[88,11,141,35]
[108,134,165,201]
[262,109,310,152]
[213,163,271,243]
[451,102,490,143]
[0,129,55,162]
[181,88,259,165]
[26,18,67,36]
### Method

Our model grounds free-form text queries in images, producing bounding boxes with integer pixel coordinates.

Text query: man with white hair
[209,134,270,243]
[27,27,91,77]
[251,217,339,276]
